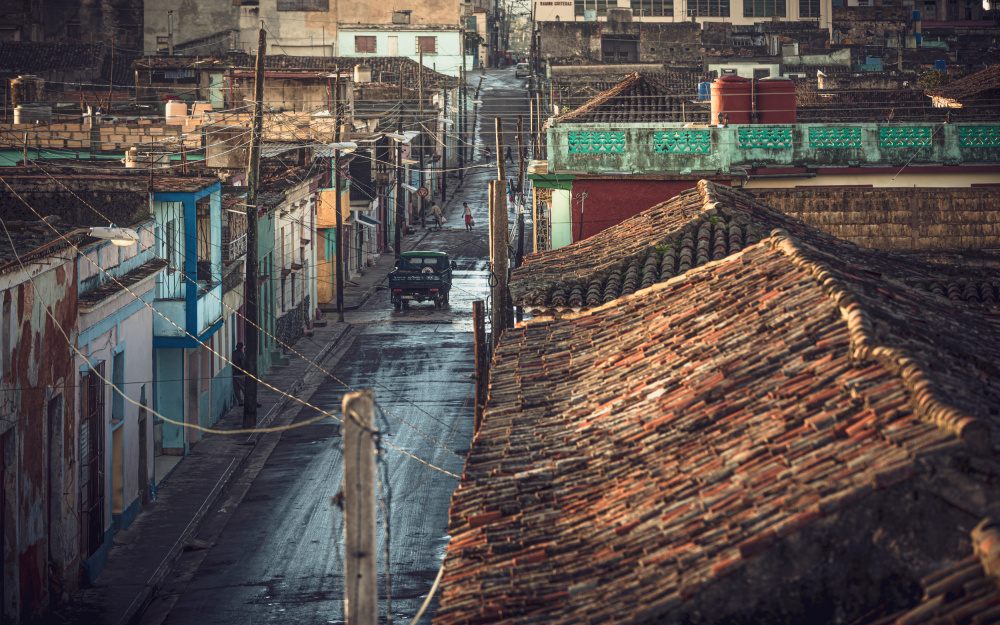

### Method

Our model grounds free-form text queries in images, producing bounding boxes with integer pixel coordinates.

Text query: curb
[118,324,353,625]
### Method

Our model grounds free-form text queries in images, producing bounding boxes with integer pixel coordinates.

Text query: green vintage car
[388,251,456,310]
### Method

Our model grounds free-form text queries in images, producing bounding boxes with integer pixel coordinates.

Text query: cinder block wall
[747,187,1000,251]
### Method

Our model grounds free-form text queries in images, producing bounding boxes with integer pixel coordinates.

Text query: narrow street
[139,67,532,625]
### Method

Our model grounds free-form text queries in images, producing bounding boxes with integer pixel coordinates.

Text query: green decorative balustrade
[809,127,863,148]
[958,126,1000,148]
[568,131,626,154]
[738,126,793,149]
[653,130,711,154]
[879,126,932,148]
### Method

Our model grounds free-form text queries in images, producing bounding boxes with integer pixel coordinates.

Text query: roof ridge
[767,231,991,454]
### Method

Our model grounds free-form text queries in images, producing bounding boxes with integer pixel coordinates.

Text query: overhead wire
[0,175,462,477]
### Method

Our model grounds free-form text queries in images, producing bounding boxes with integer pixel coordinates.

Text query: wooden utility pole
[536,92,543,157]
[342,390,377,625]
[472,300,487,433]
[441,87,447,202]
[516,114,524,197]
[417,48,425,227]
[394,77,404,259]
[488,180,508,350]
[243,27,266,429]
[529,99,535,157]
[334,69,345,322]
[495,116,505,183]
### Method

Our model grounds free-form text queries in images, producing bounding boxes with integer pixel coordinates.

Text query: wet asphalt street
[146,67,532,625]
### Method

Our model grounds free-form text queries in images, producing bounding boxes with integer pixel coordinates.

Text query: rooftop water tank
[11,75,44,106]
[14,104,52,124]
[354,63,372,84]
[756,76,797,124]
[165,100,188,125]
[711,75,752,125]
[697,82,711,101]
[934,60,947,71]
[190,101,213,120]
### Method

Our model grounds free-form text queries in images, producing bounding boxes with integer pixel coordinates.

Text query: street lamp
[89,225,139,247]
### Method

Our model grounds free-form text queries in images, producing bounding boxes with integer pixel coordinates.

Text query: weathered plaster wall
[747,186,1000,251]
[143,0,239,55]
[0,260,78,622]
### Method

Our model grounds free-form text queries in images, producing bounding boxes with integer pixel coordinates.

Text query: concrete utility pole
[342,390,377,625]
[516,114,524,197]
[243,26,266,429]
[536,92,543,158]
[472,300,487,433]
[495,117,505,185]
[394,77,404,259]
[334,69,345,323]
[441,87,447,203]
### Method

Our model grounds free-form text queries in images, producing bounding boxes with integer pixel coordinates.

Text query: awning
[356,213,381,228]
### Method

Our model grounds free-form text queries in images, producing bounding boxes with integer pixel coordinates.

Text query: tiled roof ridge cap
[768,232,991,455]
[555,72,644,122]
[972,517,1000,584]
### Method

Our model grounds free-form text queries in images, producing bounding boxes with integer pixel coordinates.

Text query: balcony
[548,122,1000,175]
[153,283,223,341]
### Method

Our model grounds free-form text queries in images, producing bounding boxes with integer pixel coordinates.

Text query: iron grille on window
[631,0,673,16]
[799,0,820,16]
[689,0,729,16]
[744,0,785,16]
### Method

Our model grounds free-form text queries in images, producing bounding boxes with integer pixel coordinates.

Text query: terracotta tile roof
[925,64,1000,102]
[0,42,136,88]
[437,223,1000,624]
[857,518,1000,624]
[556,73,699,124]
[79,258,166,307]
[0,217,87,274]
[511,182,1000,313]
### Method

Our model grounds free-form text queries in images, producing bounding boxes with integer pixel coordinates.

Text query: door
[387,36,398,56]
[46,395,63,604]
[138,398,149,505]
[80,363,105,559]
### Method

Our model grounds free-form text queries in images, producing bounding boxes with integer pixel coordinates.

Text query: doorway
[46,395,63,605]
[388,36,398,56]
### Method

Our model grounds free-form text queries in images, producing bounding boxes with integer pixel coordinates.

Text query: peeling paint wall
[0,254,78,623]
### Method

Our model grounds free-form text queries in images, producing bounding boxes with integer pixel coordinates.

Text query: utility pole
[394,77,404,259]
[334,69,345,322]
[441,87,447,203]
[536,92,543,158]
[488,180,508,349]
[495,116,505,185]
[472,300,487,433]
[418,48,425,228]
[516,114,524,199]
[243,26,265,429]
[342,390,377,625]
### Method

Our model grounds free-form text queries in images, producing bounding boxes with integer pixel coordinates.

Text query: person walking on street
[505,146,513,163]
[463,202,473,231]
[429,202,443,230]
[231,342,260,407]
[484,146,492,162]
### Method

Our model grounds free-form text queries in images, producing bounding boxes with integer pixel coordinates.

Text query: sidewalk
[68,232,432,625]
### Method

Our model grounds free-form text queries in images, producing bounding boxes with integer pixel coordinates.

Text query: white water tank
[354,64,372,84]
[165,100,188,124]
[14,104,52,124]
[190,101,212,120]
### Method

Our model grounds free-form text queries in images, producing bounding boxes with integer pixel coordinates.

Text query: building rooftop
[0,217,86,274]
[438,208,1000,623]
[0,41,136,89]
[926,64,1000,106]
[556,73,705,124]
[510,182,1000,313]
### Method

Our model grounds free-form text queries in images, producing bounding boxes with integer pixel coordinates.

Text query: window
[355,36,376,53]
[111,350,124,423]
[800,0,820,17]
[744,0,785,16]
[417,36,437,54]
[276,0,328,10]
[689,0,729,16]
[575,0,614,15]
[753,67,771,79]
[631,0,673,16]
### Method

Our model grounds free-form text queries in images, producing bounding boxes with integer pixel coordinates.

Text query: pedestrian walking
[231,342,260,407]
[463,202,473,231]
[429,202,443,229]
[484,146,492,162]
[505,146,513,163]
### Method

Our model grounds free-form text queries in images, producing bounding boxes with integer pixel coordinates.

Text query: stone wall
[275,295,308,349]
[747,187,1000,251]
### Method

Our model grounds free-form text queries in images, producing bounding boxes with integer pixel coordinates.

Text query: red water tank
[711,75,753,125]
[756,76,797,124]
